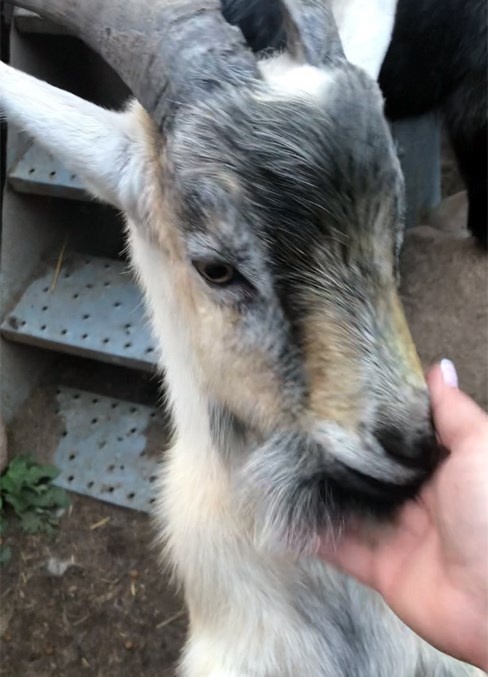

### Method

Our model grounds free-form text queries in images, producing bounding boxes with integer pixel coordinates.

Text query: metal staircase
[0,10,164,510]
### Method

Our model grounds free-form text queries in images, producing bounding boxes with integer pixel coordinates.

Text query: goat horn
[280,0,345,66]
[7,0,260,126]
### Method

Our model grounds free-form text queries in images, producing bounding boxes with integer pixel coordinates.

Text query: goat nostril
[375,426,441,471]
[375,427,409,460]
[417,432,445,469]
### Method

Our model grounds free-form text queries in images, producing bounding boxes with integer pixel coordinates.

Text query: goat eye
[193,260,236,285]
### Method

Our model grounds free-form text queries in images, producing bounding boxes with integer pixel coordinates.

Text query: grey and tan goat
[0,1,482,675]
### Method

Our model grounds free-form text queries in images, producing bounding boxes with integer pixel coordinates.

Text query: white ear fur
[331,0,398,80]
[0,60,147,211]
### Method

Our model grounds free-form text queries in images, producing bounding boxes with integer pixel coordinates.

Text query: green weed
[0,456,69,565]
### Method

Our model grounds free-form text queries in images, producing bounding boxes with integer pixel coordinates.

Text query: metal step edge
[8,143,89,202]
[53,385,164,512]
[14,9,70,36]
[1,254,158,373]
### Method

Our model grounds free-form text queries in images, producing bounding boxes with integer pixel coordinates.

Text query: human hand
[318,360,488,670]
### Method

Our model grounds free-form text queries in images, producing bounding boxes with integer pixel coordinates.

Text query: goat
[223,0,488,248]
[0,1,482,675]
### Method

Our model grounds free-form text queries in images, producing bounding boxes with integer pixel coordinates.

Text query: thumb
[427,360,488,451]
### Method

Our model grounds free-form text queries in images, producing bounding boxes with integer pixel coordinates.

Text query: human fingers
[427,360,488,451]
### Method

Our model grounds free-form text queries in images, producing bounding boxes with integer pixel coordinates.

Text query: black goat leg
[443,86,488,249]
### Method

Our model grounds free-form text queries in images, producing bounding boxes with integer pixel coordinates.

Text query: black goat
[223,0,488,247]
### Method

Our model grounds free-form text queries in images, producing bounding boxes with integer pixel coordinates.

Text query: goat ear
[0,61,147,212]
[331,0,398,80]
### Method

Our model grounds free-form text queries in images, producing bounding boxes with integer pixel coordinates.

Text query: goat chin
[237,429,426,557]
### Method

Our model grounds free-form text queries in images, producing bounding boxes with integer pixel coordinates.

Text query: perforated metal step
[8,143,89,201]
[14,9,68,35]
[1,255,157,372]
[53,387,164,512]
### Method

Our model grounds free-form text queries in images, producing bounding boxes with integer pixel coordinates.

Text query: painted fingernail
[440,359,458,388]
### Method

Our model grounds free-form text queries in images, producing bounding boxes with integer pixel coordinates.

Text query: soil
[1,133,485,677]
[1,495,187,677]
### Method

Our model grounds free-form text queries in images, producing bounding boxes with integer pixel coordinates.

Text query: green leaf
[4,493,30,516]
[20,485,68,509]
[46,486,70,508]
[5,457,29,480]
[0,474,22,495]
[25,464,60,485]
[22,485,47,500]
[23,492,53,509]
[19,511,44,534]
[24,511,58,536]
[0,457,67,536]
[25,484,46,495]
[0,544,11,566]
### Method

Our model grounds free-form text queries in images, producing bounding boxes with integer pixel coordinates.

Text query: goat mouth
[317,462,432,522]
[239,431,437,553]
[241,465,431,556]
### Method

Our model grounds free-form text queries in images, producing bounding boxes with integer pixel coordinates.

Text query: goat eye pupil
[195,261,235,285]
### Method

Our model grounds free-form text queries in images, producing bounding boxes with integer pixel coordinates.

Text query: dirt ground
[1,136,485,677]
[1,496,187,677]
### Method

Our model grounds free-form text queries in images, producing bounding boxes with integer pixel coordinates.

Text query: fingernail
[440,359,458,388]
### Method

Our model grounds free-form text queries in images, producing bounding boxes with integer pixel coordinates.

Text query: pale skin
[319,361,488,670]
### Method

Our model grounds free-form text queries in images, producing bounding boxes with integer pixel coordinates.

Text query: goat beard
[236,429,424,557]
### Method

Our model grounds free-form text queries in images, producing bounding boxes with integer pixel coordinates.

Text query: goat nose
[375,425,442,473]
